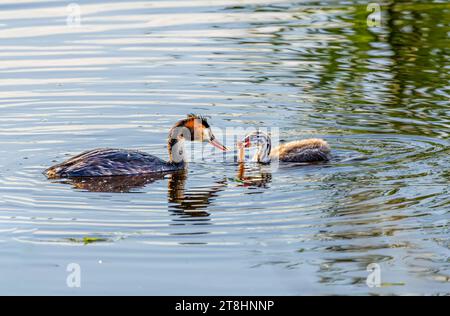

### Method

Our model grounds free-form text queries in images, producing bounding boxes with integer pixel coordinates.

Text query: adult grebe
[45,114,227,178]
[238,131,330,163]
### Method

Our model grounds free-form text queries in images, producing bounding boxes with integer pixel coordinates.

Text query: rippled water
[0,0,449,295]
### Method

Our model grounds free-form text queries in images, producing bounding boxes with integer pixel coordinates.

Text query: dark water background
[0,0,449,295]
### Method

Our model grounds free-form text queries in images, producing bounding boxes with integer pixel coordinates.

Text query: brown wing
[271,139,331,162]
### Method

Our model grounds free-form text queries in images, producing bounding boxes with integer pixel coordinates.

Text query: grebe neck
[253,138,271,164]
[168,138,187,164]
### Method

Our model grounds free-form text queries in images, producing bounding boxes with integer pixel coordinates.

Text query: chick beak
[243,137,251,148]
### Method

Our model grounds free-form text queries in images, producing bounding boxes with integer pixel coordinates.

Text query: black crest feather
[186,113,210,127]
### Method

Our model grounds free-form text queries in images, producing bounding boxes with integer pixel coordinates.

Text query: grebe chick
[238,131,330,163]
[45,114,227,178]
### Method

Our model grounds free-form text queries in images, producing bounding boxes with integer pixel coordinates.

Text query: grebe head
[168,114,227,163]
[239,130,271,164]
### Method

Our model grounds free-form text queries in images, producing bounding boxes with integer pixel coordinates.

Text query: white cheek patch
[202,128,208,140]
[204,128,214,142]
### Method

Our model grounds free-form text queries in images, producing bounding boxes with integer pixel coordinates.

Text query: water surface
[0,0,449,295]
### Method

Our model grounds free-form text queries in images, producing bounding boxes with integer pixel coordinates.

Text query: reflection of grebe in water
[62,172,172,193]
[167,170,227,218]
[235,163,272,189]
[61,170,227,217]
[45,114,227,178]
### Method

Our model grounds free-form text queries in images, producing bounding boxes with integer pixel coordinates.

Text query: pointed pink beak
[209,137,228,151]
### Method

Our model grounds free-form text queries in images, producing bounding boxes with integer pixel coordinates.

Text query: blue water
[0,0,449,295]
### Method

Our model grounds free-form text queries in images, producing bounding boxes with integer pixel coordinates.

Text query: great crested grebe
[45,114,227,178]
[238,131,330,164]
